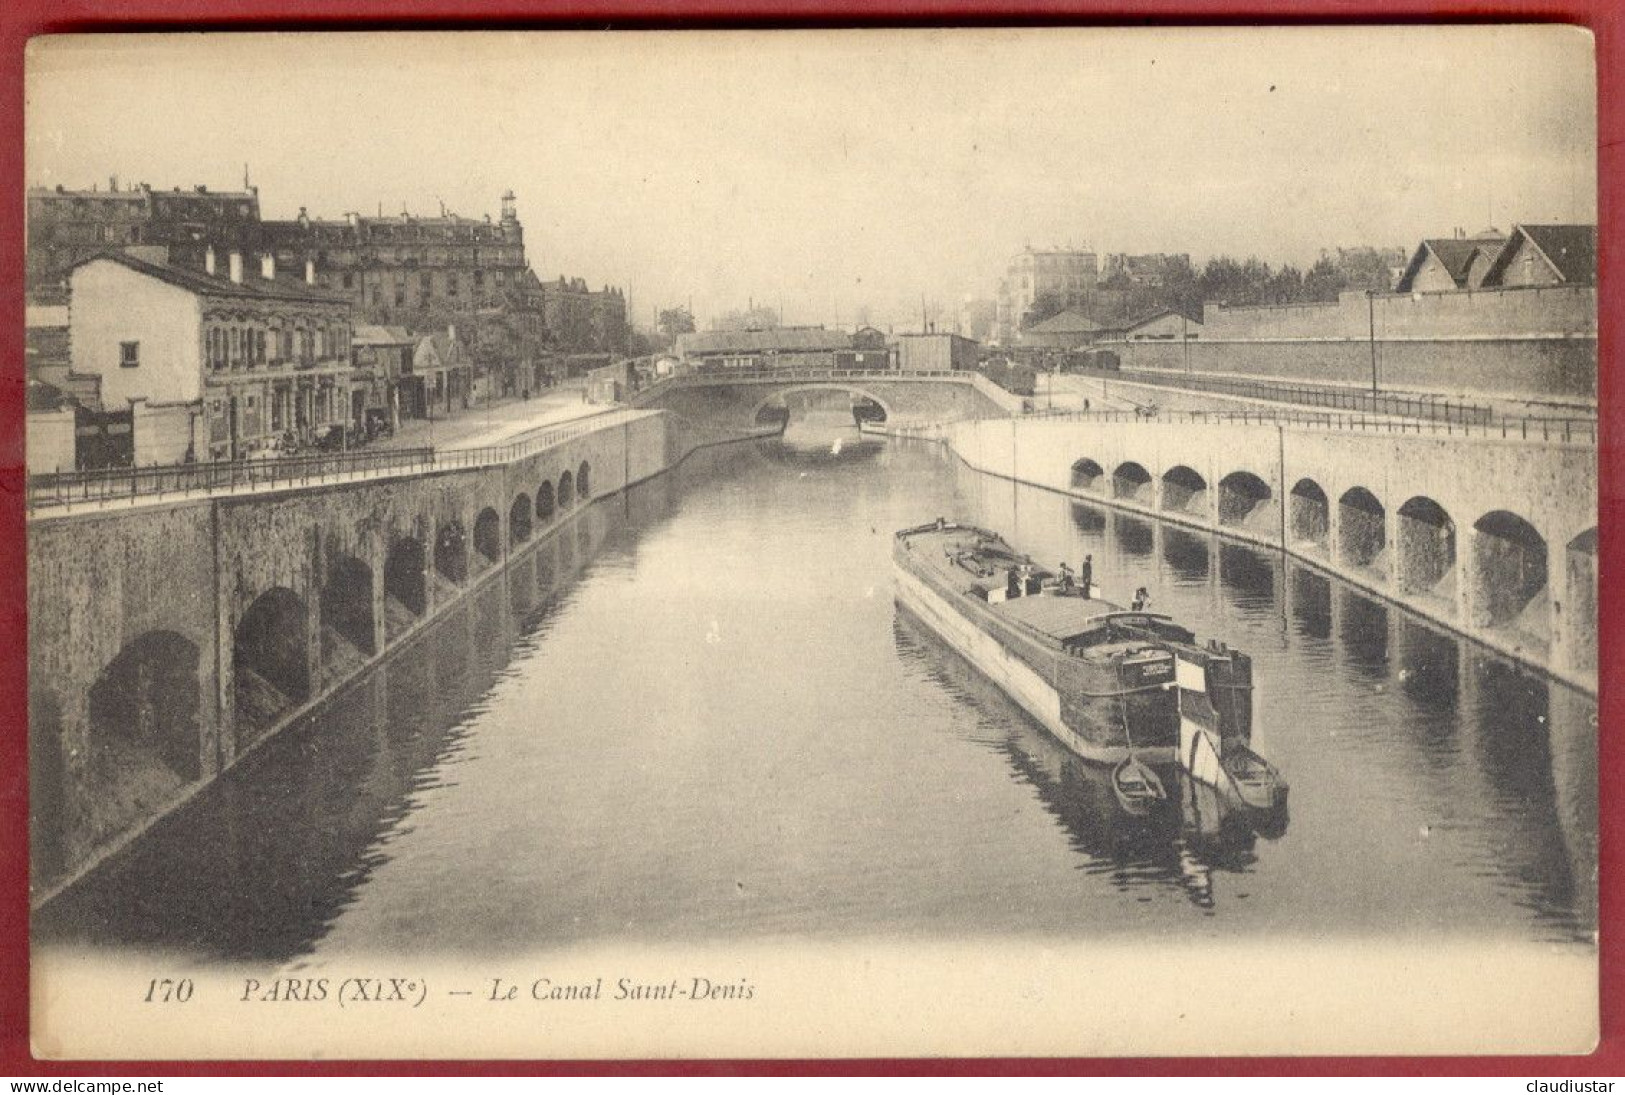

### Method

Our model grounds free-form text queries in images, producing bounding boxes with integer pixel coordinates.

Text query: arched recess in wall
[435,519,468,586]
[1160,465,1208,516]
[384,535,427,642]
[510,493,533,544]
[1070,458,1104,492]
[1218,471,1274,531]
[234,587,310,740]
[1471,510,1548,642]
[474,507,502,569]
[1337,486,1386,571]
[1288,478,1330,551]
[1397,495,1456,607]
[89,630,203,783]
[1111,461,1152,503]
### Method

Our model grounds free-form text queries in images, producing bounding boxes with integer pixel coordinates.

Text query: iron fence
[1073,366,1496,426]
[1018,406,1597,443]
[27,408,655,513]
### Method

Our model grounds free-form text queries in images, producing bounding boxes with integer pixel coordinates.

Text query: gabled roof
[1480,224,1596,286]
[1024,309,1101,334]
[1123,307,1202,333]
[1395,235,1507,291]
[1488,222,1599,285]
[69,251,351,305]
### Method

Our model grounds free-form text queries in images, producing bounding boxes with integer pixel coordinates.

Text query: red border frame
[0,2,1616,1077]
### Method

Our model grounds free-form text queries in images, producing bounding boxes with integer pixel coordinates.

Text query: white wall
[26,409,76,475]
[134,402,197,465]
[69,261,203,407]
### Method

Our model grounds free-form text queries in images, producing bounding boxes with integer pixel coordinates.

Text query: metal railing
[648,367,968,386]
[27,408,654,513]
[1072,366,1497,426]
[1015,406,1597,443]
[28,445,438,510]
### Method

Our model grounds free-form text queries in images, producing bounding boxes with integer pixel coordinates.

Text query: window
[119,341,140,368]
[255,329,266,364]
[342,272,354,290]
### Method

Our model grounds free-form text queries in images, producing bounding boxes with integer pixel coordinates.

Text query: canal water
[36,421,1596,962]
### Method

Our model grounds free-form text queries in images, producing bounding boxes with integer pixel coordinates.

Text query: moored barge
[894,520,1281,809]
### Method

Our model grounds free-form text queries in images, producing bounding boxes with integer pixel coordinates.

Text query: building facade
[994,247,1099,345]
[26,180,264,301]
[68,252,354,463]
[893,332,979,372]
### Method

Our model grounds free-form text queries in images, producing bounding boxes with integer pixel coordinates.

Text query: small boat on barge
[894,520,1285,810]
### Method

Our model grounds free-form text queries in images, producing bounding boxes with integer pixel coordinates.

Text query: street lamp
[1366,289,1379,398]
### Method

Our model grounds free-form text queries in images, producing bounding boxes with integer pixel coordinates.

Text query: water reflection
[1115,514,1154,557]
[1162,526,1210,584]
[35,483,656,961]
[894,608,1275,916]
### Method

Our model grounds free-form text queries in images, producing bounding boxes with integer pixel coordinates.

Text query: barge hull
[895,563,1174,765]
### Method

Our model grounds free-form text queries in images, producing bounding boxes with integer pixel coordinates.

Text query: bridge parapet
[632,368,1019,428]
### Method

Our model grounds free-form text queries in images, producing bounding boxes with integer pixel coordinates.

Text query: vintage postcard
[23,27,1598,1059]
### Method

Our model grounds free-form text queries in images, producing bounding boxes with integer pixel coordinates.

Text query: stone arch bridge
[632,370,1020,429]
[949,415,1597,694]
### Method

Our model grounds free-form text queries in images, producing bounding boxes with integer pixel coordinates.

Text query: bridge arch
[1337,486,1386,571]
[558,469,575,509]
[1471,510,1548,643]
[536,480,556,521]
[510,493,533,545]
[748,385,896,426]
[1070,458,1104,492]
[435,518,468,585]
[89,630,202,782]
[1160,465,1208,516]
[577,461,592,501]
[474,507,502,570]
[1289,478,1330,552]
[383,534,426,641]
[1112,461,1153,503]
[1397,496,1456,606]
[234,587,310,737]
[1218,471,1274,532]
[322,549,376,660]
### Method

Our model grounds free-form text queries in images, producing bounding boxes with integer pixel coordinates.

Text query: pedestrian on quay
[1080,554,1093,599]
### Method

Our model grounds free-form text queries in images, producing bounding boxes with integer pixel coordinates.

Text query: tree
[714,305,780,331]
[1301,256,1345,302]
[658,307,696,339]
[1020,290,1073,330]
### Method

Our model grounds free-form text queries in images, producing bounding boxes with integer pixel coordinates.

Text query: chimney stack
[304,258,316,285]
[229,251,243,284]
[205,246,217,276]
[261,253,276,281]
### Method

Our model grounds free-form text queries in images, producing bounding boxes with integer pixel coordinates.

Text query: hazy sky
[27,28,1596,330]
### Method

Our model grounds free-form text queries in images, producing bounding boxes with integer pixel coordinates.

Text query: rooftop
[71,251,351,306]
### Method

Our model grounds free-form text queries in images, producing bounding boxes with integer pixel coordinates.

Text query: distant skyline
[26,28,1596,331]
